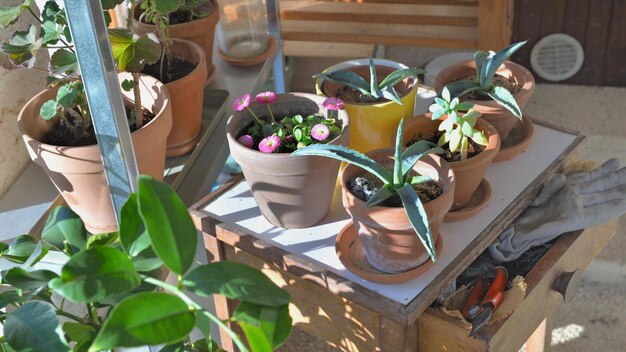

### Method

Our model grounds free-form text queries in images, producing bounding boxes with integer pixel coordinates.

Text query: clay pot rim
[162,38,207,89]
[17,74,170,151]
[339,150,455,214]
[315,58,418,107]
[226,92,350,159]
[405,113,501,172]
[132,0,220,30]
[434,60,535,109]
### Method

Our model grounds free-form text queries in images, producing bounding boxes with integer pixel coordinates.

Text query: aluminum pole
[265,0,286,93]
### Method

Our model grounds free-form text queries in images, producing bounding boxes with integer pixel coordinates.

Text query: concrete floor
[279,46,626,351]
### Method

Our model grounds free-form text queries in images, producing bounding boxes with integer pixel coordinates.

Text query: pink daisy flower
[255,91,277,104]
[311,124,330,141]
[237,134,254,149]
[258,135,281,153]
[322,97,344,110]
[233,94,251,112]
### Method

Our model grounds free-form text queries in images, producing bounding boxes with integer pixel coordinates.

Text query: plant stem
[57,310,98,328]
[132,72,143,128]
[87,303,99,326]
[246,107,265,126]
[266,105,275,123]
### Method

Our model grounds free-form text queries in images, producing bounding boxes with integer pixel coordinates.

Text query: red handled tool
[462,266,508,337]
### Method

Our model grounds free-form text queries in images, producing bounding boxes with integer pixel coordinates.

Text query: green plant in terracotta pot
[293,120,455,274]
[0,176,292,351]
[1,0,173,234]
[314,57,425,153]
[130,0,212,156]
[227,91,350,229]
[435,41,535,146]
[402,87,501,220]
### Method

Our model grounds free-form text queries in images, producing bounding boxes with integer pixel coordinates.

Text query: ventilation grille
[530,34,584,81]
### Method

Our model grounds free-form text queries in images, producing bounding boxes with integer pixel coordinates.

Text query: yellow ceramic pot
[315,58,418,153]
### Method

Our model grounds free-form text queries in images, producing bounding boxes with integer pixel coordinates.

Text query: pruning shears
[462,266,508,337]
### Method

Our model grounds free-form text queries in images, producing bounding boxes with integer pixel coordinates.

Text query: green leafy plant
[443,41,527,118]
[292,120,443,261]
[0,0,161,137]
[0,176,292,352]
[428,87,488,160]
[313,57,425,105]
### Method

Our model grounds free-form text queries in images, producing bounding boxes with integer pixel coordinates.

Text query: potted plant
[293,120,455,273]
[226,92,350,228]
[434,41,535,144]
[314,57,425,153]
[402,87,501,218]
[131,0,219,83]
[130,0,210,156]
[2,1,173,234]
[0,176,292,351]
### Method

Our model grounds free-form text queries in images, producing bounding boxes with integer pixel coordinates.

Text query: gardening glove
[489,158,626,262]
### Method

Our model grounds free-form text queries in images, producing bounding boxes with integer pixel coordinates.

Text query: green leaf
[441,87,451,101]
[62,322,95,343]
[400,140,442,179]
[461,121,473,137]
[462,110,480,125]
[482,41,526,87]
[38,99,58,120]
[85,232,118,249]
[1,267,57,292]
[460,136,469,160]
[137,176,197,276]
[364,185,394,208]
[50,49,77,76]
[262,124,274,137]
[90,292,195,350]
[378,67,424,89]
[443,81,481,99]
[393,119,404,185]
[42,206,87,253]
[101,0,124,10]
[49,247,141,302]
[368,57,378,97]
[487,86,522,118]
[131,246,164,272]
[121,78,134,92]
[56,84,80,108]
[183,262,290,307]
[1,235,46,264]
[41,20,63,46]
[0,5,24,28]
[0,291,23,309]
[119,193,151,257]
[292,144,392,184]
[154,0,180,13]
[313,71,370,95]
[410,175,432,185]
[380,86,401,104]
[437,133,449,147]
[4,301,69,352]
[0,24,40,67]
[449,128,462,153]
[396,184,436,262]
[108,28,161,73]
[234,302,292,350]
[474,50,489,85]
[470,130,489,146]
[456,101,474,111]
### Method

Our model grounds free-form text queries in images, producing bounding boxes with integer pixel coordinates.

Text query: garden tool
[462,266,508,337]
[489,158,626,262]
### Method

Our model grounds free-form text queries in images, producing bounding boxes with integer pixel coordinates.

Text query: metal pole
[265,0,286,93]
[64,0,139,222]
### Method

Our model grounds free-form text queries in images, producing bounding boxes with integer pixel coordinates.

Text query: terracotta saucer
[444,178,492,222]
[494,115,535,162]
[218,36,278,68]
[204,64,217,87]
[336,223,443,284]
[166,121,206,157]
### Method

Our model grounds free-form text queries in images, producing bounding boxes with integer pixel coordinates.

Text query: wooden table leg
[380,317,418,352]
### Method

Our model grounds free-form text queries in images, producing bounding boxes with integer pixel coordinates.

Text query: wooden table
[190,120,614,351]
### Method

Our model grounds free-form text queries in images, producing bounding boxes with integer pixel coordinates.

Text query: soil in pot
[348,172,443,206]
[142,55,196,84]
[452,74,523,101]
[326,66,413,104]
[41,106,155,147]
[407,132,486,163]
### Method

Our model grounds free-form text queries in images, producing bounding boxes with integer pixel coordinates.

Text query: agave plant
[429,87,488,160]
[292,119,443,261]
[444,41,527,118]
[313,57,425,105]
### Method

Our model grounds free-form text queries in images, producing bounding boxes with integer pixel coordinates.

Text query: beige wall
[0,1,48,197]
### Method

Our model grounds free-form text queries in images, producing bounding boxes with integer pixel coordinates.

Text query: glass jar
[216,0,269,60]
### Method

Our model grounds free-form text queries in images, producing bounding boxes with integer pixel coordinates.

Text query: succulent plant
[428,87,488,160]
[292,119,444,262]
[444,41,527,118]
[313,57,425,105]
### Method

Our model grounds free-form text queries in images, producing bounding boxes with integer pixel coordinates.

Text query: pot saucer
[494,115,535,162]
[166,121,206,157]
[335,223,443,284]
[444,178,492,222]
[218,36,278,68]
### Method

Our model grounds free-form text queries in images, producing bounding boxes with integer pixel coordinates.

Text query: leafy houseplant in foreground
[293,120,455,272]
[226,92,350,228]
[314,57,424,153]
[0,176,292,352]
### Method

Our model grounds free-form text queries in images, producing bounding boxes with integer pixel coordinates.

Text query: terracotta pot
[163,39,208,156]
[402,114,500,211]
[132,0,219,82]
[17,74,172,234]
[434,60,535,141]
[227,93,350,228]
[315,58,418,153]
[340,150,455,273]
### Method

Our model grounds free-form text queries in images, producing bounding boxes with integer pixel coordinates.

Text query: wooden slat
[280,1,478,26]
[539,0,565,36]
[312,0,478,5]
[283,41,376,58]
[477,0,513,50]
[281,20,478,48]
[511,0,543,73]
[579,0,613,85]
[604,0,626,86]
[562,0,591,85]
